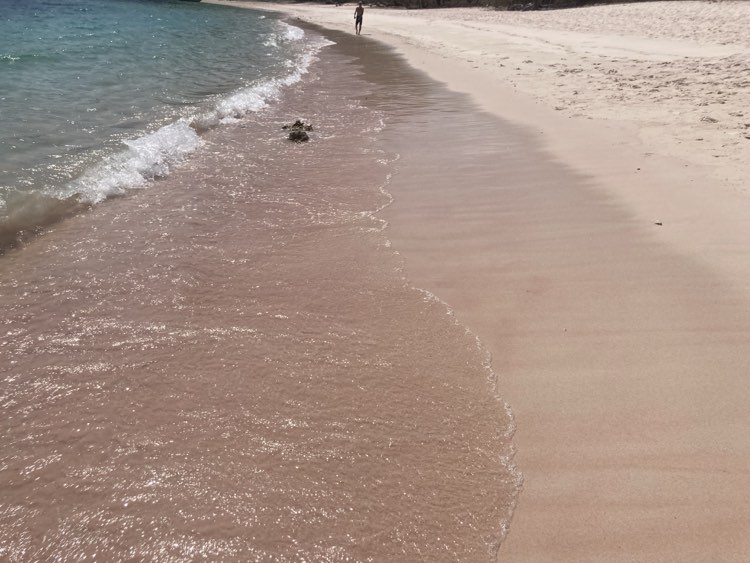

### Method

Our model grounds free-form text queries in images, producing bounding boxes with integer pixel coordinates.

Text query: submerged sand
[210,1,750,560]
[0,36,520,559]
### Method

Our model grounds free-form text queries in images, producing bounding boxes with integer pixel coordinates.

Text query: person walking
[354,3,364,35]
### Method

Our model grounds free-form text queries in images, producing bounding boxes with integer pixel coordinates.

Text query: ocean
[0,0,520,559]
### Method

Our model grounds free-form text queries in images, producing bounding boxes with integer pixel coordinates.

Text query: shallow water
[1,24,519,560]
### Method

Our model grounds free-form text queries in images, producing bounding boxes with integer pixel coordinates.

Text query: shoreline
[210,2,750,560]
[209,1,750,286]
[0,27,522,558]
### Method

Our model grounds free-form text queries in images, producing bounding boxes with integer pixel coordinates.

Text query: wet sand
[209,1,750,560]
[380,95,750,561]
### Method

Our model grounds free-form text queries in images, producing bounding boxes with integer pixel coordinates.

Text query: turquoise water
[0,0,325,245]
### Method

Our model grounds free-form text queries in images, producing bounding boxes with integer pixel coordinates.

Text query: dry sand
[209,1,750,560]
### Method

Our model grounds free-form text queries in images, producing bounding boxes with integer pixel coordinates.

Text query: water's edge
[1,14,521,560]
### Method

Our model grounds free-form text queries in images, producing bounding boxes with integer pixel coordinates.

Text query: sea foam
[67,120,203,204]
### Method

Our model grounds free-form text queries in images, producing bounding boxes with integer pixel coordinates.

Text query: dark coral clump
[283,119,314,142]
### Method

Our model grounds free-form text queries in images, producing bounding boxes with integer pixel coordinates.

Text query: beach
[209,2,750,560]
[2,0,749,559]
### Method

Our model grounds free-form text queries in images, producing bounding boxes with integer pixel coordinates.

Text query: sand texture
[209,1,750,560]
